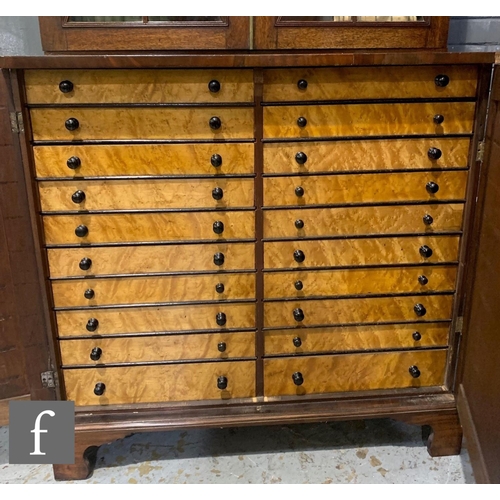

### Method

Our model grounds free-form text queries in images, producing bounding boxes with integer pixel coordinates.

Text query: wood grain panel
[63,361,256,406]
[263,102,475,138]
[52,273,256,307]
[43,211,255,245]
[263,66,478,101]
[263,295,453,328]
[39,178,254,211]
[263,205,463,239]
[264,171,467,206]
[60,332,255,365]
[34,143,254,178]
[263,350,447,396]
[264,323,450,355]
[57,303,255,336]
[264,236,460,269]
[263,138,471,174]
[31,107,254,141]
[47,243,255,278]
[25,69,254,104]
[264,266,457,299]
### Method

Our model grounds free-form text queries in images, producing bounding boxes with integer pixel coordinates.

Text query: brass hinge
[476,141,485,162]
[455,316,464,334]
[9,111,24,134]
[41,371,56,389]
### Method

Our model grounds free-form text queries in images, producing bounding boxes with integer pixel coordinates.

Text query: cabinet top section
[0,51,495,70]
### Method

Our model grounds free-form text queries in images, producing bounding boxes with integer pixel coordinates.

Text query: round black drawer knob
[209,116,222,130]
[213,252,225,266]
[435,74,450,88]
[295,219,304,230]
[59,80,74,93]
[418,275,429,286]
[211,154,222,168]
[295,152,308,165]
[208,80,221,93]
[217,341,227,353]
[215,282,225,294]
[79,257,92,270]
[86,318,99,332]
[90,347,102,361]
[297,79,308,90]
[414,303,427,317]
[426,181,439,194]
[213,221,224,235]
[71,190,86,204]
[423,214,434,226]
[212,187,224,201]
[65,117,79,131]
[292,372,304,386]
[293,336,302,347]
[409,365,421,378]
[297,117,307,128]
[84,289,95,300]
[412,331,422,341]
[75,225,88,238]
[67,156,81,169]
[428,147,442,160]
[419,245,433,258]
[293,308,304,322]
[433,114,444,125]
[294,280,303,291]
[93,382,106,396]
[216,312,227,326]
[217,375,228,390]
[293,250,305,263]
[295,186,304,197]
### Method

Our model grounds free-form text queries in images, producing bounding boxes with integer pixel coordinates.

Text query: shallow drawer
[39,178,254,212]
[264,323,449,355]
[263,138,471,174]
[31,107,254,141]
[263,204,463,239]
[57,303,256,337]
[263,66,478,102]
[60,332,255,366]
[263,295,453,328]
[263,171,467,207]
[263,350,447,397]
[52,273,256,307]
[264,236,460,269]
[264,266,457,299]
[64,360,256,406]
[25,69,254,104]
[43,211,255,245]
[263,102,475,139]
[34,143,254,178]
[47,243,255,278]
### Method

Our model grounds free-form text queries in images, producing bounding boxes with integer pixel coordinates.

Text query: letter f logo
[30,410,55,456]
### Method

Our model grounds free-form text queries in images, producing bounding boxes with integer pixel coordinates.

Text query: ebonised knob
[211,154,222,168]
[409,365,421,378]
[292,372,304,386]
[212,187,224,201]
[84,289,95,299]
[293,337,302,347]
[295,152,308,165]
[428,147,442,160]
[67,156,81,169]
[293,308,304,322]
[86,318,99,332]
[218,342,227,352]
[414,303,427,317]
[426,181,439,194]
[418,275,429,286]
[90,347,102,361]
[216,312,227,326]
[217,376,228,390]
[75,225,88,238]
[297,79,308,90]
[297,117,307,128]
[93,382,106,396]
[295,219,304,229]
[65,117,79,131]
[71,190,86,204]
[435,74,450,87]
[294,280,303,291]
[293,250,305,263]
[79,257,92,270]
[215,282,225,293]
[295,186,304,197]
[59,80,74,93]
[433,114,444,125]
[419,245,433,258]
[213,252,225,266]
[423,214,434,226]
[213,221,224,234]
[412,331,422,341]
[209,116,222,130]
[208,80,221,93]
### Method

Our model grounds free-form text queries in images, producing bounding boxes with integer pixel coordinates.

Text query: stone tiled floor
[0,419,474,483]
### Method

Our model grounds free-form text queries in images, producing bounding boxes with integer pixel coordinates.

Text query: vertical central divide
[253,69,265,397]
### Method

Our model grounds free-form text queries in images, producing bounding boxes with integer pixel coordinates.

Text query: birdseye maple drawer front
[25,69,254,104]
[264,236,460,269]
[30,107,254,141]
[56,303,256,337]
[52,273,256,308]
[47,243,255,278]
[39,178,255,212]
[263,350,447,397]
[264,266,457,299]
[34,143,255,179]
[263,295,453,328]
[263,66,478,102]
[43,212,255,245]
[59,332,256,366]
[64,360,256,406]
[263,171,467,207]
[263,205,463,239]
[264,323,449,355]
[263,102,475,139]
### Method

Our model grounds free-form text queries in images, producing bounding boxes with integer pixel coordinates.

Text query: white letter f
[30,410,55,456]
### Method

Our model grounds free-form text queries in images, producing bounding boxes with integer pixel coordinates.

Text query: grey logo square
[9,401,75,464]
